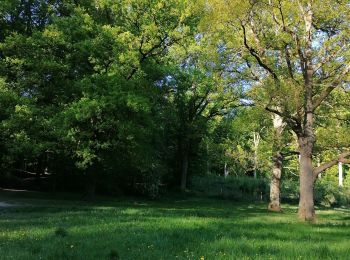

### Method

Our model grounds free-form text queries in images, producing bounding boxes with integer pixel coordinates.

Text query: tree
[206,0,350,220]
[160,69,238,191]
[0,0,202,196]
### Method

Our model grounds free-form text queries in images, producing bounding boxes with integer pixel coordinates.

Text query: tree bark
[268,114,285,212]
[224,163,229,178]
[268,151,283,212]
[180,148,189,192]
[297,4,316,221]
[338,162,343,187]
[298,137,316,221]
[253,132,260,178]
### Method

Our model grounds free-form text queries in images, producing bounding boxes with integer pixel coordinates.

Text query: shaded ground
[0,190,349,259]
[0,202,16,208]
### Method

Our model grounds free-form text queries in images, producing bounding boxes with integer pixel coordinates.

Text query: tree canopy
[1,0,350,221]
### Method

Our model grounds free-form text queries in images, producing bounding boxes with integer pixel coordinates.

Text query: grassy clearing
[0,191,349,259]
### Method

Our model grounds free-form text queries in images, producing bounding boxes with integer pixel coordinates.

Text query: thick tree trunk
[268,151,282,212]
[180,149,189,192]
[294,1,316,222]
[298,137,315,221]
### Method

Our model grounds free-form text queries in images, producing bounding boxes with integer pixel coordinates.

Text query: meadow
[0,191,349,260]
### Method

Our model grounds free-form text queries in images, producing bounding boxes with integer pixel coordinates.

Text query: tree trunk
[317,157,322,179]
[206,142,210,175]
[86,180,96,201]
[253,132,260,178]
[180,148,189,192]
[298,137,315,221]
[339,162,343,187]
[85,167,97,201]
[268,114,285,212]
[224,163,229,178]
[268,151,282,212]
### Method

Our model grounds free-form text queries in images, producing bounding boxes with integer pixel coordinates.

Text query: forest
[0,1,350,259]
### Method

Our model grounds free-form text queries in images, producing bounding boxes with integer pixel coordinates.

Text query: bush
[315,181,350,207]
[191,175,350,207]
[280,179,299,203]
[281,178,350,207]
[190,175,269,201]
[132,169,166,199]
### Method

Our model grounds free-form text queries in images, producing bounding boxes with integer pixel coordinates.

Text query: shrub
[190,175,269,201]
[133,170,165,199]
[314,181,350,207]
[280,179,299,203]
[281,178,350,207]
[192,175,350,207]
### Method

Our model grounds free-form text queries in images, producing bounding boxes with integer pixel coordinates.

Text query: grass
[0,191,350,259]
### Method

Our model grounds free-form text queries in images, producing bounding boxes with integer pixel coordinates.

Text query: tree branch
[313,151,350,179]
[265,106,301,134]
[241,22,279,81]
[313,44,348,74]
[312,62,350,111]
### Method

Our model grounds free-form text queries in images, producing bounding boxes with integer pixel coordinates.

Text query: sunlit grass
[0,194,349,259]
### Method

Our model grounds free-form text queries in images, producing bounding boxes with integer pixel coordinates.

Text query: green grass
[0,191,350,259]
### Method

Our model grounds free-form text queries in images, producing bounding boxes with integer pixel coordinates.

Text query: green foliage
[1,0,350,212]
[315,181,350,207]
[0,0,207,195]
[281,179,350,207]
[280,179,300,203]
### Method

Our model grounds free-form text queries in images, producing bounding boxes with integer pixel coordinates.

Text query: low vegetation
[1,192,350,259]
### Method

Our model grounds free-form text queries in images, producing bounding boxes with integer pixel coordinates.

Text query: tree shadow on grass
[1,193,350,259]
[2,211,350,260]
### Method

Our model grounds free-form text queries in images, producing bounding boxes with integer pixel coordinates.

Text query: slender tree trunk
[206,143,210,175]
[253,132,260,178]
[35,155,46,189]
[339,162,343,187]
[317,157,322,179]
[180,148,189,192]
[224,163,229,178]
[85,167,98,201]
[86,180,96,201]
[298,137,315,221]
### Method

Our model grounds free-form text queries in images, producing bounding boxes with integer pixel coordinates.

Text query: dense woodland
[1,0,350,222]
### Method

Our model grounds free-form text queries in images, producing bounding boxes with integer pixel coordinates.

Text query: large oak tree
[206,0,350,220]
